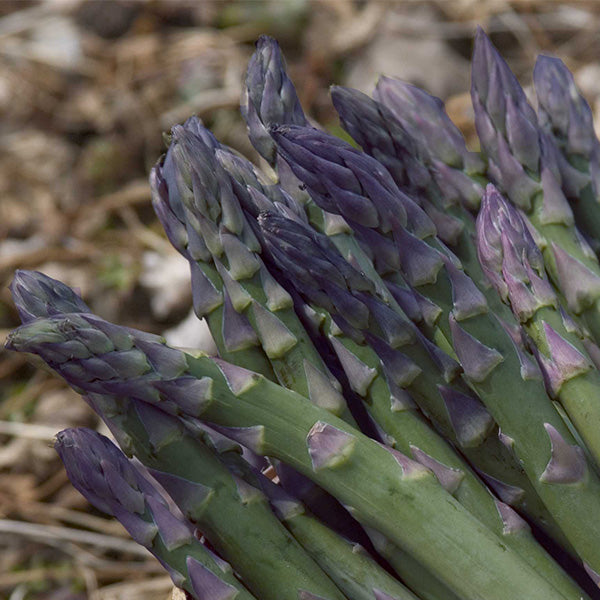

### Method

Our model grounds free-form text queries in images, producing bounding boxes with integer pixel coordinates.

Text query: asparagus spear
[259,211,586,600]
[151,148,277,379]
[533,55,600,251]
[113,399,348,600]
[241,34,308,167]
[5,311,580,600]
[10,270,349,600]
[267,122,600,579]
[471,28,600,345]
[55,427,257,600]
[477,184,600,468]
[372,75,486,212]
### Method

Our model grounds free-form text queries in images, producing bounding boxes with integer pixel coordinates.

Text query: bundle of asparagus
[7,29,600,600]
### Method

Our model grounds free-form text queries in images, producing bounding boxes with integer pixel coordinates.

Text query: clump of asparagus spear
[7,29,600,600]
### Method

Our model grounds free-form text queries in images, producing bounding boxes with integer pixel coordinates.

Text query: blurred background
[1,1,600,599]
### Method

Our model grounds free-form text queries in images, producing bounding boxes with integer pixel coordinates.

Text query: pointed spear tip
[533,53,563,77]
[255,33,278,50]
[9,270,90,323]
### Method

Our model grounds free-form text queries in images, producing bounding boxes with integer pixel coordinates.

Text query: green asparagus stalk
[477,184,600,469]
[471,28,600,346]
[5,311,581,600]
[208,428,422,600]
[533,55,600,252]
[191,150,468,598]
[55,427,258,600]
[268,122,600,580]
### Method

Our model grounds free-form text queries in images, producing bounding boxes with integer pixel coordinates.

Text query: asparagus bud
[10,269,90,323]
[534,56,596,169]
[374,76,484,176]
[242,35,307,166]
[269,124,422,240]
[533,55,600,250]
[331,86,430,194]
[471,28,600,348]
[55,428,256,600]
[476,185,557,317]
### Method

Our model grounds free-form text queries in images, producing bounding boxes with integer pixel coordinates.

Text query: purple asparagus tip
[534,55,596,158]
[476,185,556,321]
[472,27,543,209]
[242,35,307,165]
[269,123,415,233]
[10,270,90,324]
[55,428,164,547]
[374,76,483,173]
[330,84,430,192]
